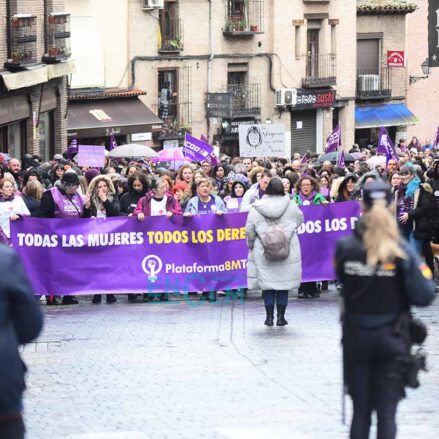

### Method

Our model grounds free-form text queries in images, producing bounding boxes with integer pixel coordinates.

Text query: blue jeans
[262,290,288,306]
[400,229,422,255]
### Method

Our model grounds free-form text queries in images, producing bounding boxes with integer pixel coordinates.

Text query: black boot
[106,294,117,304]
[128,294,138,302]
[46,295,59,306]
[276,304,288,326]
[208,291,217,302]
[92,294,102,304]
[264,305,274,326]
[61,296,79,305]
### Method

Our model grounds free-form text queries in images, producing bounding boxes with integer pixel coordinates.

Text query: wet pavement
[22,289,439,438]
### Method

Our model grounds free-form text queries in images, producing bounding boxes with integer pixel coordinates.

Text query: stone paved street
[22,289,439,439]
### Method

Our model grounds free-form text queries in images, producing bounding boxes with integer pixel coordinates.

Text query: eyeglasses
[400,172,411,176]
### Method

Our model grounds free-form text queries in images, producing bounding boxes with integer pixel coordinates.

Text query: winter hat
[85,169,100,184]
[173,181,189,193]
[61,171,80,186]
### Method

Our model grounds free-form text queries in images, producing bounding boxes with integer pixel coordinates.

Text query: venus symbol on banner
[142,255,163,283]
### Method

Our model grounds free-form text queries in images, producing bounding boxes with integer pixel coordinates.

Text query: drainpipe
[207,0,214,142]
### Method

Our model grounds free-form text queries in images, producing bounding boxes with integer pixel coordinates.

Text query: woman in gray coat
[245,178,303,326]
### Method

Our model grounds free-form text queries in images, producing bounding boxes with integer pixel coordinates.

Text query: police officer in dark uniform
[335,181,435,439]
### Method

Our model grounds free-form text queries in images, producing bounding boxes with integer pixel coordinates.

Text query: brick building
[0,0,74,160]
[66,0,357,157]
[406,0,439,145]
[355,0,418,147]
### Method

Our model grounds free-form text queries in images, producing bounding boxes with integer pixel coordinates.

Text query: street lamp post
[409,58,431,85]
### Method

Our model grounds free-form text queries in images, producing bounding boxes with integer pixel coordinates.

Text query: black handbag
[409,317,428,345]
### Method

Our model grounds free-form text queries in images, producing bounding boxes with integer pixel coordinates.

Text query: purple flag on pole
[300,153,308,165]
[325,123,341,153]
[66,137,78,160]
[109,134,117,151]
[200,134,220,166]
[377,126,398,164]
[433,126,439,148]
[337,150,345,168]
[183,133,214,162]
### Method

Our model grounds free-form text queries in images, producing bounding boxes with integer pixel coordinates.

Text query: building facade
[130,0,357,156]
[66,0,356,157]
[0,0,74,160]
[355,0,418,147]
[406,0,439,145]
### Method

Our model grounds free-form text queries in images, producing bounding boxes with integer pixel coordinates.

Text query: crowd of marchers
[0,134,438,304]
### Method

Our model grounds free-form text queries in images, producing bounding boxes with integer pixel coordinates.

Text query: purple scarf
[0,193,14,202]
[299,190,317,205]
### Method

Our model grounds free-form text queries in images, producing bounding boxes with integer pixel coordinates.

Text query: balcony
[302,53,336,88]
[159,19,184,53]
[5,14,37,70]
[356,67,391,100]
[223,0,264,37]
[43,13,71,63]
[228,83,261,117]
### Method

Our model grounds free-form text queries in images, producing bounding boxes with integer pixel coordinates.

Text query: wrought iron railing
[356,67,391,100]
[159,19,183,52]
[43,13,71,63]
[224,0,264,34]
[6,14,37,68]
[303,53,336,88]
[227,83,261,116]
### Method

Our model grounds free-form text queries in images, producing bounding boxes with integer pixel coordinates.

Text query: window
[295,26,301,60]
[357,39,380,72]
[307,27,320,77]
[224,0,264,34]
[159,2,183,52]
[0,121,26,158]
[6,15,37,68]
[44,13,71,62]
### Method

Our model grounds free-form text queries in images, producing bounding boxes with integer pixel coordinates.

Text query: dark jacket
[335,222,435,328]
[395,184,435,240]
[22,195,41,217]
[0,245,43,418]
[82,197,121,218]
[119,191,145,216]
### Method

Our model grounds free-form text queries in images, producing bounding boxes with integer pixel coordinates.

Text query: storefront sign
[206,93,232,118]
[428,0,439,67]
[387,51,405,67]
[293,89,336,110]
[131,132,152,141]
[239,124,285,157]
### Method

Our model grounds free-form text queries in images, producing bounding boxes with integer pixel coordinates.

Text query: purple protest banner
[10,202,360,295]
[325,123,341,153]
[200,134,220,165]
[183,133,214,162]
[77,145,106,167]
[337,150,345,168]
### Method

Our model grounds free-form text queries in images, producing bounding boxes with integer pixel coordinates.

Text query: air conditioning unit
[275,88,297,106]
[358,74,380,91]
[142,0,164,10]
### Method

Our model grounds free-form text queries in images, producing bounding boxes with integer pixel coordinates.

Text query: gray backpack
[262,220,290,261]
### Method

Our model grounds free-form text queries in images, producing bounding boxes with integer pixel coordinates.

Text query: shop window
[0,121,26,158]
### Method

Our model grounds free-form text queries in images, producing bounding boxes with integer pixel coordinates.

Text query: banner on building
[11,203,360,295]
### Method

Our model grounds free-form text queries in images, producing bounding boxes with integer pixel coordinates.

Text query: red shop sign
[387,51,405,67]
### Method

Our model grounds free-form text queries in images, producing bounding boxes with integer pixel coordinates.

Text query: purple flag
[109,134,117,151]
[200,134,220,166]
[325,123,341,153]
[183,133,214,162]
[337,150,345,168]
[66,137,78,160]
[377,127,398,164]
[433,126,439,148]
[300,153,308,165]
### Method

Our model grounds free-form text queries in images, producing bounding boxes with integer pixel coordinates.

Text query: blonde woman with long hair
[335,181,435,439]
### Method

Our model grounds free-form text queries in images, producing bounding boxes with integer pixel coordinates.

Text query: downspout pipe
[207,0,214,141]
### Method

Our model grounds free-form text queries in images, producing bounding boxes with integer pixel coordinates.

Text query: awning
[355,103,418,129]
[67,98,163,137]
